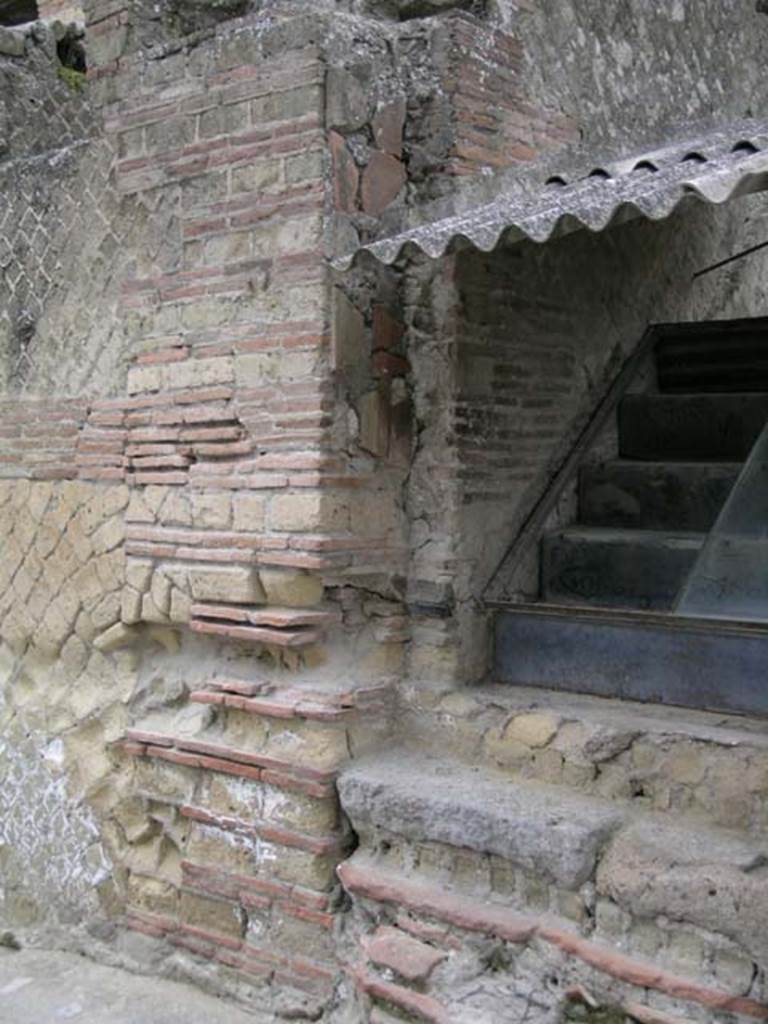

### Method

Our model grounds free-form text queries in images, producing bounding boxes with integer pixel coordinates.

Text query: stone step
[336,750,768,1023]
[338,751,624,890]
[541,527,702,610]
[618,392,768,460]
[404,683,768,836]
[656,326,768,393]
[578,460,740,530]
[494,603,768,718]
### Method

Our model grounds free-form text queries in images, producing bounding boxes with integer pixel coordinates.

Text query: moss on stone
[57,65,86,93]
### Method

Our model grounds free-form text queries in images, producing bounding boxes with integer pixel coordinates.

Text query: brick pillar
[86,11,401,1013]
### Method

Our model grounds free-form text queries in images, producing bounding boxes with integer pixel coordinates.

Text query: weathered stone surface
[339,753,624,888]
[0,948,260,1024]
[361,151,406,216]
[329,130,359,213]
[366,925,447,982]
[372,97,406,158]
[358,386,390,457]
[332,287,365,373]
[0,28,26,57]
[597,819,768,965]
[93,622,135,653]
[326,67,370,132]
[188,565,265,604]
[259,568,323,608]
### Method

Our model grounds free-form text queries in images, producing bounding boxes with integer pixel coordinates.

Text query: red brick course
[350,965,450,1024]
[339,859,768,1021]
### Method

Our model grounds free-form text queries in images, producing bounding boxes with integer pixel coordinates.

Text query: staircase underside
[494,602,768,716]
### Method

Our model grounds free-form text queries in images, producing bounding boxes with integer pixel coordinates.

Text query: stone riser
[495,607,768,717]
[541,529,702,610]
[404,685,768,838]
[579,461,740,531]
[618,393,768,461]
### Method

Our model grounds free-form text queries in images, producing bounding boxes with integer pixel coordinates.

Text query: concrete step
[541,527,702,610]
[579,460,740,530]
[494,603,768,716]
[403,683,768,836]
[618,392,768,460]
[336,750,768,1022]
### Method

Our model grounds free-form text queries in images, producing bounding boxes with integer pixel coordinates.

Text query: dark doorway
[0,0,38,26]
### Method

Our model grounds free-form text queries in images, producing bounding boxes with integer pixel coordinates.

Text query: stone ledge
[416,683,768,750]
[338,752,624,888]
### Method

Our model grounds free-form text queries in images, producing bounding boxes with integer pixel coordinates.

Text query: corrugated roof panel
[336,120,768,270]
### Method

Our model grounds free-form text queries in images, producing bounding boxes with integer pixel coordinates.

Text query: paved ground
[0,948,259,1023]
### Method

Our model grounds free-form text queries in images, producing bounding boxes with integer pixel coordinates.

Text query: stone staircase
[335,687,768,1024]
[496,321,768,715]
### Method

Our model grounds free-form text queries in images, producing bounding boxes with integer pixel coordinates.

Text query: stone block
[372,97,406,157]
[169,356,234,390]
[358,386,390,458]
[232,493,265,532]
[252,84,321,124]
[340,753,624,889]
[0,28,26,57]
[186,823,273,877]
[191,493,232,529]
[141,593,168,625]
[188,565,265,604]
[259,569,323,608]
[372,304,405,352]
[126,874,178,919]
[94,622,135,652]
[285,150,324,184]
[597,818,768,965]
[199,101,250,139]
[269,492,349,533]
[332,288,365,374]
[361,152,406,216]
[326,68,370,131]
[125,558,153,592]
[121,587,143,625]
[179,889,244,941]
[329,131,359,213]
[231,159,280,194]
[170,588,192,624]
[506,712,560,749]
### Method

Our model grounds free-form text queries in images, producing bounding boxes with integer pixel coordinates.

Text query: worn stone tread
[338,752,624,888]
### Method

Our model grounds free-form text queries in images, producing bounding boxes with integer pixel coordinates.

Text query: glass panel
[675,419,768,621]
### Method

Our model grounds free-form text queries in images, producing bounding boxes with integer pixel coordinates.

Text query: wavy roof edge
[335,119,768,271]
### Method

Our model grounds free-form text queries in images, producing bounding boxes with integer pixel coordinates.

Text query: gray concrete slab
[0,948,259,1024]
